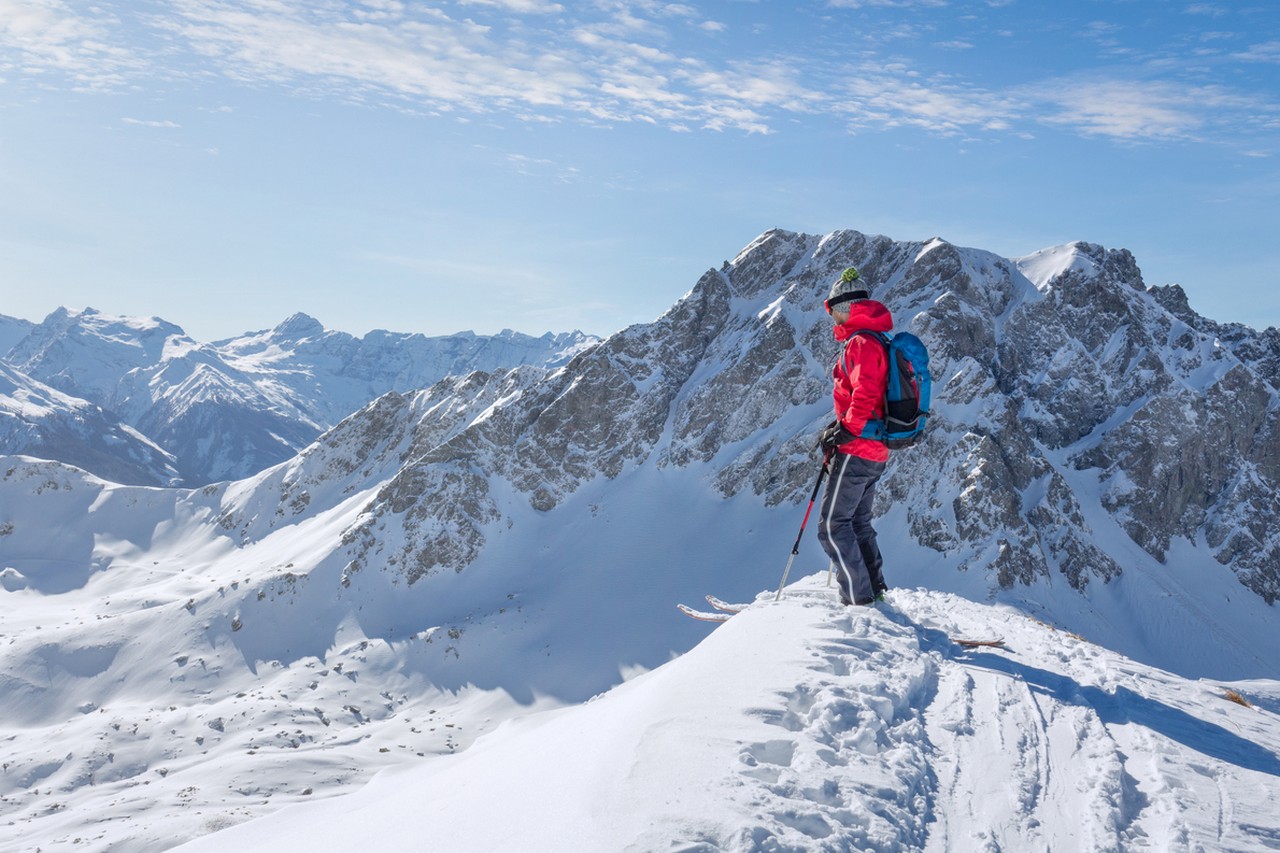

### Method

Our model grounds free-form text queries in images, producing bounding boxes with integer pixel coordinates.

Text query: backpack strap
[839,330,891,441]
[840,329,889,377]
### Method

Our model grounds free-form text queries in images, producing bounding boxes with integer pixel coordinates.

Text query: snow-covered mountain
[2,308,596,484]
[325,229,1280,611]
[1,228,1277,851]
[0,312,34,355]
[0,361,179,486]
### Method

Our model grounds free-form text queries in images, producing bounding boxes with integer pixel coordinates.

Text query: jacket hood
[833,300,893,341]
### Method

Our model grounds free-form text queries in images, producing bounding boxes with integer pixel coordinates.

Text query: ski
[677,603,733,623]
[952,637,1004,648]
[705,595,749,614]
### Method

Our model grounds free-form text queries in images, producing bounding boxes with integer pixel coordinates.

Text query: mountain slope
[0,313,34,355]
[0,361,179,486]
[176,579,1280,853]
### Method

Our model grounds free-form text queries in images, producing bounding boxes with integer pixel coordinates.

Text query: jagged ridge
[337,229,1279,604]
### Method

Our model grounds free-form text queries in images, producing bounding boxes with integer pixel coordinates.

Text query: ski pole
[775,451,833,601]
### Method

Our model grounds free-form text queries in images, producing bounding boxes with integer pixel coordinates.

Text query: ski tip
[953,637,1005,648]
[677,603,733,623]
[705,595,749,614]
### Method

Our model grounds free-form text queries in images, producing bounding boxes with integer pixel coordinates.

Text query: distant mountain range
[0,360,180,486]
[0,309,597,484]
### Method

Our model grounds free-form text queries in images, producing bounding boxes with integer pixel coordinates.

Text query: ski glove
[817,420,856,454]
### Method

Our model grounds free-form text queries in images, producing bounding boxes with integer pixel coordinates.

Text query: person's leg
[816,454,879,605]
[851,469,886,595]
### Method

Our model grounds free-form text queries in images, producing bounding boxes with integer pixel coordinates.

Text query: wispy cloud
[1028,78,1272,142]
[1184,3,1229,16]
[156,0,580,111]
[502,151,582,182]
[148,0,801,133]
[122,117,182,128]
[838,71,1018,135]
[1035,80,1199,140]
[1,0,1274,149]
[0,0,143,88]
[456,0,565,14]
[1234,40,1280,63]
[826,0,948,7]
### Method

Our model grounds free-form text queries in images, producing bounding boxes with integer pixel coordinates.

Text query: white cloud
[0,0,143,88]
[825,0,948,8]
[683,61,824,110]
[837,71,1019,135]
[456,0,565,14]
[122,117,182,128]
[1,0,1273,150]
[1027,78,1271,142]
[1234,41,1280,63]
[159,0,588,113]
[1038,81,1197,140]
[1184,3,1228,16]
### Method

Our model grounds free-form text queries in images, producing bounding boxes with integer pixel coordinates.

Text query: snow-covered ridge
[1015,241,1104,289]
[177,582,1280,853]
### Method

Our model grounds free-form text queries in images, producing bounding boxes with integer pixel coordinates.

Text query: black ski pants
[816,452,887,606]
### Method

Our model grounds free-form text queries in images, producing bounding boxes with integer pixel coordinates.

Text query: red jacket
[832,300,894,463]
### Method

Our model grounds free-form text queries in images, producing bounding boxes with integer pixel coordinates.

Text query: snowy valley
[1,228,1278,851]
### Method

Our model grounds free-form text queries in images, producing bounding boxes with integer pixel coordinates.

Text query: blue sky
[1,0,1277,341]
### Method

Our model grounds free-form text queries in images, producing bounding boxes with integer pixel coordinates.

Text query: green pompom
[841,267,860,283]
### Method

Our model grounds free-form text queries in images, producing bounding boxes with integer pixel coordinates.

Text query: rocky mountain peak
[2,230,1278,853]
[270,312,327,341]
[327,227,1278,609]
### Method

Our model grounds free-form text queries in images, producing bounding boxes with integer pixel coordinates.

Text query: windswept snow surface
[180,575,1280,852]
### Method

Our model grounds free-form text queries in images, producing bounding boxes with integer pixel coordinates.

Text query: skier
[815,267,892,607]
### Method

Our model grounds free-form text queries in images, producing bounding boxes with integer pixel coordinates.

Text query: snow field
[0,458,562,852]
[176,577,1280,852]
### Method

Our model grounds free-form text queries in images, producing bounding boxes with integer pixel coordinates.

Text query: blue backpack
[848,330,931,449]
